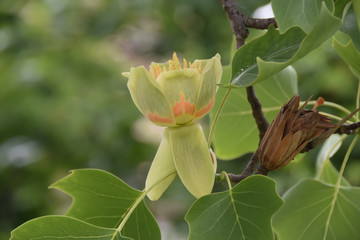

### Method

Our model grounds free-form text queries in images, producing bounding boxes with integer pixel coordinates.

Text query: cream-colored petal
[194,54,222,121]
[156,69,201,125]
[168,123,216,198]
[145,128,177,201]
[125,66,176,127]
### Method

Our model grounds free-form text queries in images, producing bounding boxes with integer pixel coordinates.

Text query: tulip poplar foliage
[11,0,360,239]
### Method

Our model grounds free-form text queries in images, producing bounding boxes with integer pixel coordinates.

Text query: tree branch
[221,0,272,182]
[255,164,269,175]
[227,151,259,183]
[336,121,360,135]
[301,121,360,153]
[246,86,270,140]
[221,0,248,48]
[244,17,277,29]
[221,0,270,141]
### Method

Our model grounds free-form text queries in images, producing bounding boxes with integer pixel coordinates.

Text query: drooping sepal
[145,128,177,201]
[168,123,216,198]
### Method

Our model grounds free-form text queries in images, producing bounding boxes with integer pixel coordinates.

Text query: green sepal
[145,128,177,201]
[169,123,216,198]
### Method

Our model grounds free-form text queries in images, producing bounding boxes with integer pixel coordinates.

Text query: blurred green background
[0,1,359,239]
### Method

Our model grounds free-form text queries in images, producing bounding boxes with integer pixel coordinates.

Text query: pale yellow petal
[194,54,222,120]
[157,69,201,125]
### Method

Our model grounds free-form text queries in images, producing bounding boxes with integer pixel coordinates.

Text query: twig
[227,151,259,183]
[221,0,248,48]
[246,86,270,141]
[244,17,277,29]
[301,108,360,153]
[255,164,269,175]
[221,0,271,182]
[336,122,360,135]
[222,0,269,141]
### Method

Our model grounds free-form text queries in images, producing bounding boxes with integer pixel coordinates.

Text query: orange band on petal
[195,98,215,118]
[147,112,174,124]
[172,93,195,117]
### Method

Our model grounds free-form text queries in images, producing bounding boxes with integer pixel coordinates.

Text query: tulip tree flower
[122,53,222,200]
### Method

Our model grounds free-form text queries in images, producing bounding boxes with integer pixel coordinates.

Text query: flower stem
[208,88,232,148]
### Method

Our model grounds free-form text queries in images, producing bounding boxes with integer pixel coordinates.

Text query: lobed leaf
[333,6,360,79]
[230,3,341,87]
[186,175,283,240]
[339,5,360,52]
[12,169,161,240]
[273,179,360,240]
[272,0,333,33]
[10,216,129,240]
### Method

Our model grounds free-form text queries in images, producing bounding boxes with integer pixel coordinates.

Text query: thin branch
[227,151,259,183]
[255,164,269,175]
[301,108,360,153]
[246,86,270,141]
[222,0,269,141]
[244,17,278,29]
[221,0,271,183]
[221,0,248,48]
[336,122,360,135]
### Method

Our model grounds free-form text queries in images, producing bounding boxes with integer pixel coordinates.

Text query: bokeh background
[0,1,359,239]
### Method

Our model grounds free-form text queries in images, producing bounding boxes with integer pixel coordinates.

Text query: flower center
[149,52,202,79]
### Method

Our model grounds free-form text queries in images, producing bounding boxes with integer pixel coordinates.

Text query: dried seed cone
[258,96,336,171]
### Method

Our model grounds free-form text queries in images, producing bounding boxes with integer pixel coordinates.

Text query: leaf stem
[318,111,352,123]
[112,171,176,239]
[220,171,232,190]
[208,88,232,148]
[323,134,359,239]
[303,100,352,116]
[356,81,360,121]
[227,151,259,183]
[244,16,277,29]
[246,86,269,141]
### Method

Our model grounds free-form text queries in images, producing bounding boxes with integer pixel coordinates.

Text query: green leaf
[333,34,360,78]
[51,169,161,240]
[10,216,129,240]
[333,0,352,18]
[273,179,360,240]
[316,134,351,186]
[186,175,283,240]
[230,4,342,87]
[211,66,297,160]
[353,0,360,30]
[333,6,360,78]
[234,0,270,16]
[339,5,360,52]
[272,0,333,33]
